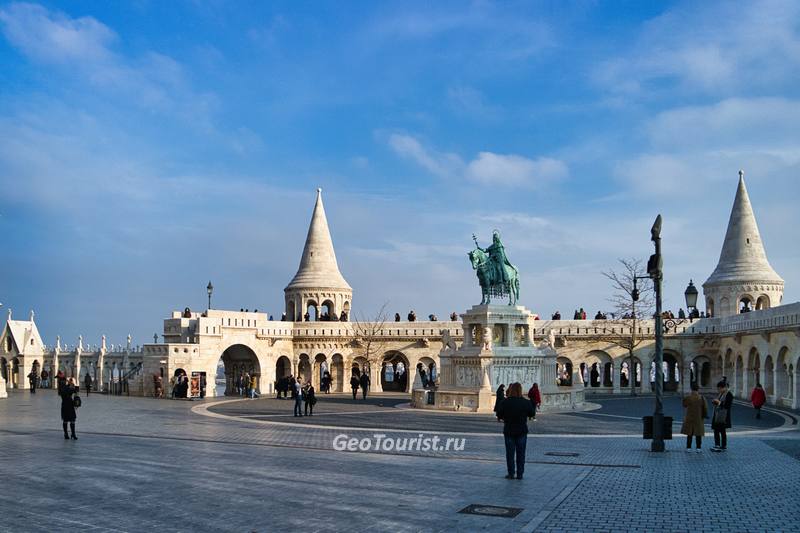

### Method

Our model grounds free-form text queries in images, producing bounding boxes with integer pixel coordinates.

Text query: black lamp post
[207,281,214,310]
[684,280,699,318]
[648,215,666,453]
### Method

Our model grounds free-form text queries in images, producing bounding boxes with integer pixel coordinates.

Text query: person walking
[293,379,304,417]
[493,384,505,418]
[84,372,92,396]
[711,380,734,452]
[359,371,370,400]
[750,383,766,419]
[496,383,534,480]
[527,383,542,420]
[350,375,360,400]
[59,376,79,440]
[40,369,49,389]
[249,375,257,399]
[681,382,707,453]
[27,370,37,393]
[304,382,316,416]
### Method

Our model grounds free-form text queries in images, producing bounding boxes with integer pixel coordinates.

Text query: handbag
[72,394,82,409]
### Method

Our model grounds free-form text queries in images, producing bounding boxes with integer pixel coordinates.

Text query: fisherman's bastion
[2,174,798,410]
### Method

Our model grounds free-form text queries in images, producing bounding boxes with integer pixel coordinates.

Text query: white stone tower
[703,171,783,317]
[284,189,352,322]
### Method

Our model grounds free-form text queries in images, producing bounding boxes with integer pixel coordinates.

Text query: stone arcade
[2,174,798,411]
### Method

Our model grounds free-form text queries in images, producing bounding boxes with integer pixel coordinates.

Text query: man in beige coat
[681,382,708,453]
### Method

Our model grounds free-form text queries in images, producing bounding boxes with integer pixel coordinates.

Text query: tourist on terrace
[711,380,734,452]
[450,312,458,321]
[303,381,316,416]
[527,383,541,420]
[395,313,401,322]
[495,382,534,480]
[408,310,417,322]
[359,371,370,400]
[350,374,360,400]
[293,379,304,417]
[58,376,79,440]
[552,311,561,320]
[681,382,707,453]
[493,384,505,417]
[750,383,766,420]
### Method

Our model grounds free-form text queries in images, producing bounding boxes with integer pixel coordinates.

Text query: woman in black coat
[711,380,733,452]
[493,384,506,416]
[59,377,79,440]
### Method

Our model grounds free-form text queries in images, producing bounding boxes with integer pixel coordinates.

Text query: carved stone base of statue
[412,304,584,413]
[0,373,7,399]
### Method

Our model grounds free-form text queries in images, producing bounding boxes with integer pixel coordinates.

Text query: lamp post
[647,215,666,453]
[207,281,214,310]
[684,280,699,319]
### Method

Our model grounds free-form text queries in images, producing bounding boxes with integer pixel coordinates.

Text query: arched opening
[764,355,775,397]
[313,353,327,389]
[11,357,20,388]
[735,355,744,397]
[381,351,410,392]
[286,301,296,322]
[216,344,260,397]
[756,295,770,311]
[417,356,437,388]
[620,357,642,389]
[320,300,335,321]
[297,354,311,384]
[305,301,318,321]
[738,295,754,314]
[0,357,7,384]
[723,349,733,385]
[748,349,761,389]
[584,351,612,389]
[706,297,715,318]
[276,356,292,380]
[690,356,712,388]
[557,357,573,386]
[662,352,681,392]
[331,354,344,392]
[776,347,790,403]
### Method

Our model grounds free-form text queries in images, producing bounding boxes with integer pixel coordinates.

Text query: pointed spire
[285,188,351,290]
[705,170,783,286]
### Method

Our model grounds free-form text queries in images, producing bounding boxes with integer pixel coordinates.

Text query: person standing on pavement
[527,383,542,420]
[711,380,734,452]
[293,379,304,417]
[59,376,79,440]
[681,381,707,453]
[303,381,316,416]
[495,382,534,480]
[750,383,766,419]
[28,370,37,393]
[493,384,505,418]
[350,375,360,400]
[359,371,370,400]
[84,372,92,396]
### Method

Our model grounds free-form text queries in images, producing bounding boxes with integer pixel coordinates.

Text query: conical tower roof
[285,189,351,291]
[704,171,783,286]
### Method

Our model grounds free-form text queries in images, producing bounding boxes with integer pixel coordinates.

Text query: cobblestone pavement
[1,390,798,532]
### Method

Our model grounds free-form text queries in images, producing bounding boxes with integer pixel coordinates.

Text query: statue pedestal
[415,304,584,412]
[0,374,7,399]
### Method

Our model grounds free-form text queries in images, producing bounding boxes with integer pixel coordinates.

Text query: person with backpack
[711,380,734,452]
[59,376,80,440]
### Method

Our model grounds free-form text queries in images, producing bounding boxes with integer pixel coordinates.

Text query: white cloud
[387,133,567,188]
[594,0,800,95]
[0,2,115,64]
[466,152,567,187]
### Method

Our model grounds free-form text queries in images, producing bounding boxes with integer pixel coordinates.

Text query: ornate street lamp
[207,281,214,310]
[684,279,699,315]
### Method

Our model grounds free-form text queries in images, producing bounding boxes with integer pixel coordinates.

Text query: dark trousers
[504,434,527,477]
[352,388,358,400]
[62,422,76,438]
[686,435,702,448]
[294,397,303,416]
[714,428,727,449]
[755,407,761,419]
[305,401,313,416]
[362,388,368,400]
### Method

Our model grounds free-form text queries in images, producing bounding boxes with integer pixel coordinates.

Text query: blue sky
[1,1,799,347]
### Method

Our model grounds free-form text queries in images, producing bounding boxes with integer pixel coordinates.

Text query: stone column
[612,360,622,394]
[371,361,382,393]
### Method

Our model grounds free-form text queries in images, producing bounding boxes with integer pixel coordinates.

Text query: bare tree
[602,258,655,395]
[350,302,390,378]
